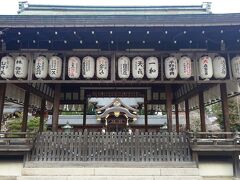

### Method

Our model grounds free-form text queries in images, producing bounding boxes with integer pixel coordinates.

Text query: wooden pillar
[0,84,6,131]
[220,83,230,132]
[83,98,87,129]
[175,104,179,133]
[185,99,190,131]
[21,91,30,132]
[144,92,148,132]
[166,85,173,132]
[39,98,46,132]
[199,91,206,132]
[52,84,61,132]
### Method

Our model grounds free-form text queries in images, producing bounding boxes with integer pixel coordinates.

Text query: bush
[6,112,45,132]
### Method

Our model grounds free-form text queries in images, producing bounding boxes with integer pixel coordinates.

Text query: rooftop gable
[18,2,212,15]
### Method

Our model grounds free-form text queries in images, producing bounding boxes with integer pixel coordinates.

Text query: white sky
[0,0,240,15]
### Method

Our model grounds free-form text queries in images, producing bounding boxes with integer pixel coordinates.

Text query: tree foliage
[211,97,240,131]
[6,112,45,132]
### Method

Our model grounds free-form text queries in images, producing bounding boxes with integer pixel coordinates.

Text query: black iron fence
[29,131,191,162]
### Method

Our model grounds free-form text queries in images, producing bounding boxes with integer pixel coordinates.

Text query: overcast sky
[0,0,240,15]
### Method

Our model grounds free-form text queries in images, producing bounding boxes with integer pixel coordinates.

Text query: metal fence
[29,131,191,162]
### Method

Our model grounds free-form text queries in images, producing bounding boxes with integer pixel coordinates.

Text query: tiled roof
[0,13,240,28]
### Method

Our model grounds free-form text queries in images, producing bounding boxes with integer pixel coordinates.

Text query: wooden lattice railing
[29,131,191,162]
[0,132,36,152]
[188,132,240,145]
[0,132,36,143]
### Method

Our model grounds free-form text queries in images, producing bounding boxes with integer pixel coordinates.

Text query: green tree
[190,110,201,132]
[211,98,240,131]
[87,102,96,115]
[7,112,45,132]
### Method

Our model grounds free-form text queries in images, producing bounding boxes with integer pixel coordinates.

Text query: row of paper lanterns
[1,54,240,80]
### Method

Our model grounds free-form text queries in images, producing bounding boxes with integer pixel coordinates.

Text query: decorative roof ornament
[96,98,138,121]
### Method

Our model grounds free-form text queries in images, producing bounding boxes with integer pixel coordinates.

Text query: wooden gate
[29,131,191,162]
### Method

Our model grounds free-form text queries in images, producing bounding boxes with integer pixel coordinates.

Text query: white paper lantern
[132,56,144,79]
[49,56,62,79]
[82,56,95,79]
[146,56,158,79]
[179,56,191,79]
[213,56,227,79]
[0,55,14,79]
[14,55,28,79]
[231,56,240,79]
[118,56,130,79]
[96,56,109,79]
[199,55,213,80]
[35,55,48,79]
[68,56,81,79]
[165,56,178,79]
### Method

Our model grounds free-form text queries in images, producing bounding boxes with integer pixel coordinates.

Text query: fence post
[135,130,139,161]
[83,129,88,161]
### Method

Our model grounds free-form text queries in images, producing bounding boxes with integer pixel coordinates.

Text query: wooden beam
[185,99,190,131]
[39,98,46,132]
[174,84,216,104]
[0,79,231,85]
[21,91,30,132]
[15,84,53,102]
[0,84,6,131]
[199,91,206,132]
[52,84,61,132]
[144,91,148,132]
[166,85,173,132]
[220,83,230,132]
[111,53,116,82]
[175,104,179,133]
[83,98,87,129]
[147,100,166,104]
[27,53,34,81]
[60,100,84,105]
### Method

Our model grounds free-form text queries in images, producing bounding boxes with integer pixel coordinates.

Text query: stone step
[17,176,203,180]
[22,167,199,176]
[0,177,17,180]
[203,177,235,180]
[24,161,197,168]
